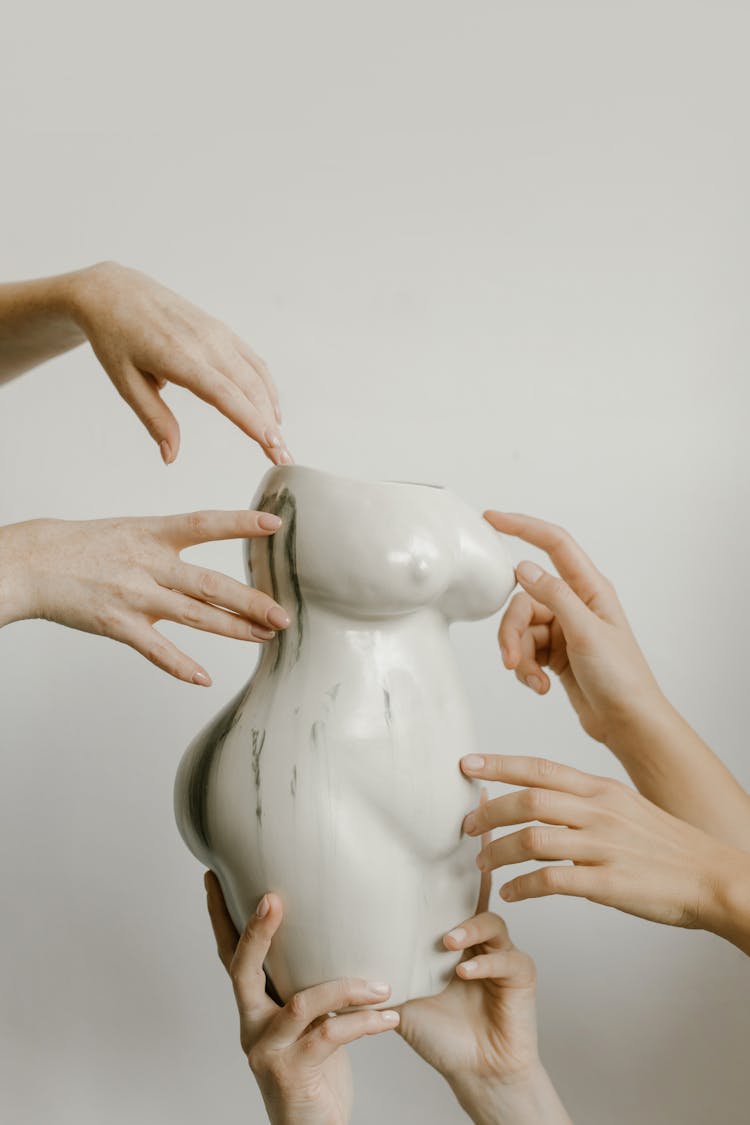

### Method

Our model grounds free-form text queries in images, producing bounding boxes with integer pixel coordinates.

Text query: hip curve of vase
[175,465,516,1007]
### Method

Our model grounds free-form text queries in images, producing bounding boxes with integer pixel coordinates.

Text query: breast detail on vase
[175,465,516,1007]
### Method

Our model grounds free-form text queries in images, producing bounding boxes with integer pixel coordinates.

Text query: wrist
[701,852,750,956]
[56,261,119,332]
[0,520,47,626]
[449,1061,571,1125]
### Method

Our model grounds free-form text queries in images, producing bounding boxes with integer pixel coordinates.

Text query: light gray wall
[1,3,749,1122]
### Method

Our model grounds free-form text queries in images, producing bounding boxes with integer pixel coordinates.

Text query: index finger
[161,509,282,547]
[483,511,608,610]
[460,754,602,798]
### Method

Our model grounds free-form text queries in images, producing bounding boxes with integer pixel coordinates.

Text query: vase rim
[260,463,447,492]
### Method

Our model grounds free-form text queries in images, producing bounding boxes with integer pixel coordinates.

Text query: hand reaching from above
[68,262,290,465]
[485,511,659,745]
[205,872,400,1125]
[484,511,750,848]
[0,509,290,685]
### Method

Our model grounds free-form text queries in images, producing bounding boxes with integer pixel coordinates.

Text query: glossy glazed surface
[175,466,515,1005]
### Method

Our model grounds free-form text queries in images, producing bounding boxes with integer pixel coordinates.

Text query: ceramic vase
[175,466,515,1006]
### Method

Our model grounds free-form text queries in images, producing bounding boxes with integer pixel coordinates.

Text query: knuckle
[548,524,570,551]
[181,598,202,625]
[94,607,125,636]
[317,1019,336,1043]
[143,412,165,435]
[533,757,557,781]
[289,991,307,1020]
[520,826,545,855]
[145,641,169,668]
[598,775,627,803]
[198,569,218,599]
[540,865,567,891]
[523,787,546,816]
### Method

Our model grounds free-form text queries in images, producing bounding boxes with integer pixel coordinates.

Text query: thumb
[514,560,593,645]
[121,367,181,464]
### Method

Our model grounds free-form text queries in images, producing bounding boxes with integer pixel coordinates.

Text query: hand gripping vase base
[175,466,515,1007]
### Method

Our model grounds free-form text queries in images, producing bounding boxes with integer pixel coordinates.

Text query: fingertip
[500,884,516,902]
[379,1010,399,1028]
[462,811,478,836]
[460,754,485,774]
[516,561,545,586]
[456,959,478,977]
[192,670,212,687]
[264,892,283,919]
[257,512,282,532]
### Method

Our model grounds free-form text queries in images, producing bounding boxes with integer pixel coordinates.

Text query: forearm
[450,1065,573,1125]
[0,270,89,383]
[607,694,750,851]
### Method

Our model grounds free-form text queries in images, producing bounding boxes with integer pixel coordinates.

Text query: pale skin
[204,811,572,1125]
[484,511,750,850]
[0,510,290,686]
[463,511,750,956]
[461,754,750,959]
[0,260,291,464]
[0,261,293,682]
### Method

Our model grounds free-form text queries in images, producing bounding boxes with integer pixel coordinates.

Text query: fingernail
[256,894,270,918]
[475,854,487,871]
[380,1010,399,1025]
[500,884,515,901]
[446,927,467,946]
[526,674,542,693]
[252,627,276,642]
[463,813,477,834]
[460,959,478,975]
[159,440,172,465]
[517,561,544,584]
[461,755,485,772]
[192,670,211,686]
[265,429,281,448]
[258,512,282,531]
[367,981,390,996]
[267,606,291,629]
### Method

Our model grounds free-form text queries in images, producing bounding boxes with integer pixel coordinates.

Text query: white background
[1,2,749,1122]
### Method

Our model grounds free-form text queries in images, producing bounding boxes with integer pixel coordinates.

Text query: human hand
[204,872,400,1125]
[397,808,571,1125]
[66,261,290,465]
[484,511,662,746]
[0,509,290,685]
[461,754,750,952]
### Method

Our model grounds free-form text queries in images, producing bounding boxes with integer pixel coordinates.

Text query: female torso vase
[175,466,515,1006]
